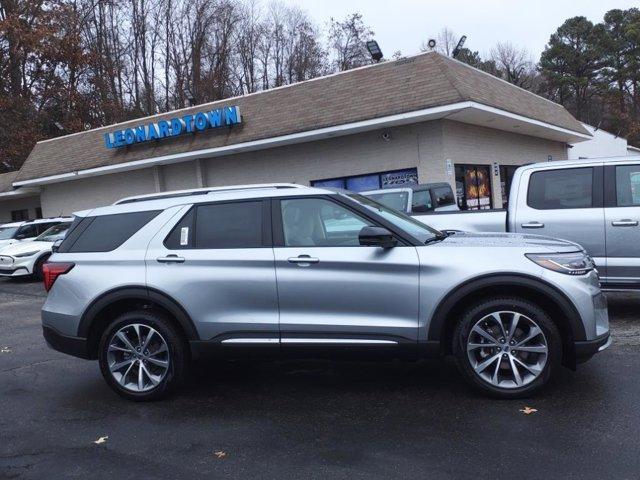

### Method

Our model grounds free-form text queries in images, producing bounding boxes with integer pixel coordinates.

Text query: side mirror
[52,239,63,253]
[359,226,397,248]
[15,234,26,240]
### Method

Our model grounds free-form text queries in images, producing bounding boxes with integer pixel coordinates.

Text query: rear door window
[527,168,593,210]
[615,165,640,206]
[432,186,455,207]
[195,201,264,249]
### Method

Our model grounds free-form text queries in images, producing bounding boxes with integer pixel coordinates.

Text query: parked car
[0,221,73,279]
[411,157,640,290]
[362,182,459,214]
[41,184,609,401]
[0,217,71,250]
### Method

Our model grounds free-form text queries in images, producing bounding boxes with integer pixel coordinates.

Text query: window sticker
[180,227,189,246]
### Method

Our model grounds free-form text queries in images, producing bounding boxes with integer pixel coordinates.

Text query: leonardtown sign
[104,105,242,149]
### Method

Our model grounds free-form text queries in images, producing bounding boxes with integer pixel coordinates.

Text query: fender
[77,286,199,340]
[427,273,587,342]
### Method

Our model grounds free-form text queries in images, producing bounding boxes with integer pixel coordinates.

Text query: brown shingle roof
[0,171,18,193]
[16,52,589,183]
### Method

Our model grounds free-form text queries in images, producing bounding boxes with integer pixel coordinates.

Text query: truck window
[527,168,593,210]
[432,186,455,207]
[615,165,640,207]
[366,191,409,212]
[412,191,433,213]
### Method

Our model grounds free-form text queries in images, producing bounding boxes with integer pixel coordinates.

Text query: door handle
[287,255,319,266]
[157,254,185,264]
[521,222,545,229]
[611,220,638,227]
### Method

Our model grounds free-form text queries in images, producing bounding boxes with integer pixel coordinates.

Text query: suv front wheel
[452,297,562,398]
[98,310,186,401]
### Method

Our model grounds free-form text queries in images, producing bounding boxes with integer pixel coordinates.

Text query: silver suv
[41,184,610,401]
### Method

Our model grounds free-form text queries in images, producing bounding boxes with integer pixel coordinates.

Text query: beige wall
[41,169,156,217]
[0,195,41,223]
[38,119,568,216]
[441,121,568,207]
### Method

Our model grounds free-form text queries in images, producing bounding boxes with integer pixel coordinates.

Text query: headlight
[526,252,594,275]
[14,250,39,258]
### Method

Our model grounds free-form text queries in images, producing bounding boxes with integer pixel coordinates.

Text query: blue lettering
[224,106,240,125]
[182,115,194,133]
[104,133,114,149]
[194,112,208,131]
[170,118,183,136]
[135,126,146,143]
[114,130,125,147]
[124,129,136,145]
[158,120,170,138]
[147,123,158,140]
[208,109,222,127]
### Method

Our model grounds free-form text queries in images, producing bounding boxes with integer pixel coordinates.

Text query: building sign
[380,169,418,188]
[104,105,241,149]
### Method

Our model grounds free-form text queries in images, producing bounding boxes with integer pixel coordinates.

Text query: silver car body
[413,157,640,289]
[41,184,609,366]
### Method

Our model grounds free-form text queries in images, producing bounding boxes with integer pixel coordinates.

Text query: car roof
[521,155,640,171]
[24,217,73,224]
[75,184,336,217]
[0,221,24,228]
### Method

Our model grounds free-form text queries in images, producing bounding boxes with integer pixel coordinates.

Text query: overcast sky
[292,0,639,61]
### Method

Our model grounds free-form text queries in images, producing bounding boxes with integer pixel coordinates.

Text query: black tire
[452,297,562,399]
[32,254,50,281]
[98,310,187,401]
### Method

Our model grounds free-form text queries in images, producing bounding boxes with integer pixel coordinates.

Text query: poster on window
[380,169,418,189]
[465,168,491,209]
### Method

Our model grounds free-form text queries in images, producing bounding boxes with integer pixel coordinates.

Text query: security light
[54,122,65,131]
[427,39,437,50]
[452,35,467,58]
[366,40,383,62]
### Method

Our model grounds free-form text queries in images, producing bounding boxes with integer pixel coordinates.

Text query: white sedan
[0,222,72,279]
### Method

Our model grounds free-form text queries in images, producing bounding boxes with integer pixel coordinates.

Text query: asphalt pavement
[1,278,639,479]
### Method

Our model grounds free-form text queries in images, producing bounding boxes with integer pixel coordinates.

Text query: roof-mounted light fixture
[366,40,384,62]
[452,35,467,58]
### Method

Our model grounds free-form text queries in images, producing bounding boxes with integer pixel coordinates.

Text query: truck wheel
[452,297,561,398]
[98,310,187,401]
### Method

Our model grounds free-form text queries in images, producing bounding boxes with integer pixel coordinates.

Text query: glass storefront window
[455,165,493,210]
[312,168,418,192]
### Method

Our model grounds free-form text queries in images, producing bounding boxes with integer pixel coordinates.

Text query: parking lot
[1,278,639,480]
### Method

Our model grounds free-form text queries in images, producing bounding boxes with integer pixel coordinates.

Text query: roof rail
[114,183,306,205]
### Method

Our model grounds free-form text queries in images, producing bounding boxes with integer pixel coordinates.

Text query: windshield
[35,223,71,242]
[345,193,443,243]
[0,226,18,240]
[366,191,410,212]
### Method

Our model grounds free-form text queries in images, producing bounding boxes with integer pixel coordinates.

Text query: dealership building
[0,51,592,222]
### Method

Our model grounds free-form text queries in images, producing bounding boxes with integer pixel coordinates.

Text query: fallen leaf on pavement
[519,406,538,415]
[214,450,227,459]
[0,347,11,353]
[94,436,108,444]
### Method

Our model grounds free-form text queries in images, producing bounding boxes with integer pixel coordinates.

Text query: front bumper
[42,325,91,359]
[574,332,611,362]
[0,255,33,276]
[0,266,30,277]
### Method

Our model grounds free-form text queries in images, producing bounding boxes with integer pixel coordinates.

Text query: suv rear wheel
[452,297,561,398]
[98,310,186,401]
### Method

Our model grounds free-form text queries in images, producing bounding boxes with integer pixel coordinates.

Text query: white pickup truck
[363,157,640,290]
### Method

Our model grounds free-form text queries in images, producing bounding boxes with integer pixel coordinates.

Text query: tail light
[43,262,75,292]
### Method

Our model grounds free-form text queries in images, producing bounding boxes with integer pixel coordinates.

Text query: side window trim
[164,199,272,250]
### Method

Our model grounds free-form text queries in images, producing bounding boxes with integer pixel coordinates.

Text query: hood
[440,231,583,253]
[0,240,52,257]
[0,239,19,249]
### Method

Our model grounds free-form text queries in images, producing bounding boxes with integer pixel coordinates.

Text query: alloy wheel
[466,311,548,389]
[107,323,170,393]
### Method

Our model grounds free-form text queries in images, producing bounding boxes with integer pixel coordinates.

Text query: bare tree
[490,42,536,88]
[327,13,373,71]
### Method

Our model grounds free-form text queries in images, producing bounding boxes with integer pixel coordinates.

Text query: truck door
[603,163,640,286]
[514,165,606,276]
